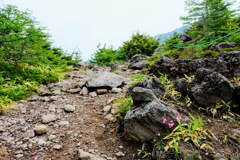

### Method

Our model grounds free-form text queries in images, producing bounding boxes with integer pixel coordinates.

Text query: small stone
[41,97,51,102]
[50,96,59,101]
[89,92,97,97]
[115,151,125,157]
[80,87,89,96]
[119,146,123,149]
[15,154,24,158]
[52,89,62,95]
[59,121,69,126]
[111,88,122,93]
[34,125,48,135]
[22,130,35,138]
[53,144,62,150]
[48,105,56,112]
[110,107,119,115]
[48,135,57,141]
[64,104,75,112]
[41,114,57,124]
[68,88,81,94]
[96,89,108,95]
[105,114,117,122]
[38,138,46,145]
[103,105,112,113]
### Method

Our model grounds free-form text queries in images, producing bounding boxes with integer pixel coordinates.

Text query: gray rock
[34,125,48,135]
[89,92,97,97]
[96,89,108,94]
[40,97,51,102]
[22,130,35,139]
[52,89,62,95]
[130,54,147,63]
[124,100,189,142]
[131,87,157,104]
[191,68,233,108]
[41,114,58,124]
[59,121,70,126]
[175,78,187,93]
[115,151,125,157]
[130,61,147,70]
[86,72,125,88]
[103,105,112,113]
[38,138,46,145]
[80,87,89,96]
[48,135,57,141]
[151,52,240,79]
[142,78,167,98]
[217,42,236,48]
[180,33,192,42]
[53,144,62,150]
[78,149,105,160]
[68,88,81,94]
[64,104,76,112]
[111,88,122,93]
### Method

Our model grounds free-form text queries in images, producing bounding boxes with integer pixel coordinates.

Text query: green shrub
[114,97,133,127]
[91,45,124,66]
[130,73,148,86]
[120,32,159,59]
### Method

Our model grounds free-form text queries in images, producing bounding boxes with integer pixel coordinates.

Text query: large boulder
[128,78,171,100]
[130,54,147,63]
[179,33,192,42]
[124,99,189,142]
[129,54,148,70]
[151,51,240,79]
[217,42,236,48]
[191,68,234,108]
[131,87,158,105]
[86,72,126,89]
[130,61,147,70]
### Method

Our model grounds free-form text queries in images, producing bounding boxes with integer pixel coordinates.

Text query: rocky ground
[0,64,142,160]
[1,58,240,160]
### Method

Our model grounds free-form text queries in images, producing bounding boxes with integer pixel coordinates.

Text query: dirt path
[0,65,141,160]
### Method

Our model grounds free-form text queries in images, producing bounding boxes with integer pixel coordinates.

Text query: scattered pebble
[34,125,48,135]
[64,104,75,112]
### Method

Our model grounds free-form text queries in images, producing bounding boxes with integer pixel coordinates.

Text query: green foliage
[130,73,148,86]
[0,5,77,113]
[120,32,159,59]
[137,143,152,159]
[181,0,236,39]
[209,100,237,117]
[154,114,213,154]
[114,97,133,125]
[91,44,124,66]
[164,32,182,50]
[158,73,169,85]
[0,96,13,114]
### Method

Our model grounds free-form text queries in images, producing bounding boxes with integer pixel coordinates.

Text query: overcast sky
[1,0,239,60]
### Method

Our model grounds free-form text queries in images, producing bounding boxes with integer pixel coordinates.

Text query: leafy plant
[120,31,159,59]
[159,73,169,85]
[130,73,148,86]
[153,114,213,155]
[114,97,133,125]
[137,143,152,159]
[91,44,124,66]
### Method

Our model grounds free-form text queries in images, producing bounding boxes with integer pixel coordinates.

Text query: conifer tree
[180,0,236,39]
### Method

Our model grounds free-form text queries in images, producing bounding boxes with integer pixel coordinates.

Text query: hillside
[154,25,189,44]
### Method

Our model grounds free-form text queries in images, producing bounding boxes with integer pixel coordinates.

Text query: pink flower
[175,114,182,121]
[168,120,174,128]
[157,132,161,137]
[162,117,167,124]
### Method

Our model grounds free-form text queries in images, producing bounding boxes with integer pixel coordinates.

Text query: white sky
[1,0,239,60]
